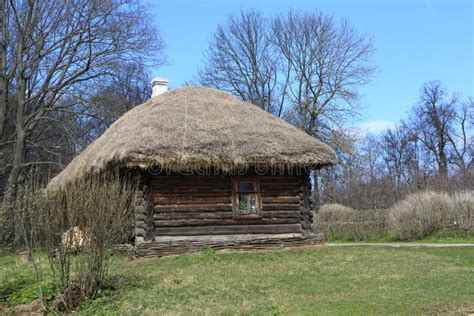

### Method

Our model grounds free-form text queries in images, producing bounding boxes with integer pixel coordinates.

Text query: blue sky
[151,0,473,132]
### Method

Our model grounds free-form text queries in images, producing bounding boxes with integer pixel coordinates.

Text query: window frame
[231,177,262,218]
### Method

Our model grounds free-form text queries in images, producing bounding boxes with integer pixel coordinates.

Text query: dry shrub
[387,191,473,240]
[18,173,137,311]
[316,204,354,222]
[451,191,473,229]
[315,204,387,241]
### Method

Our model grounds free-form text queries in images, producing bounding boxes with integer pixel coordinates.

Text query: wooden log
[261,196,300,204]
[154,204,233,213]
[153,190,228,195]
[135,214,147,221]
[150,179,228,184]
[135,234,324,257]
[154,190,231,197]
[262,211,301,218]
[151,182,225,187]
[154,233,304,242]
[154,218,299,227]
[260,175,299,179]
[155,224,303,236]
[260,183,300,189]
[259,181,300,186]
[154,196,231,205]
[153,211,234,220]
[135,205,146,214]
[136,222,147,229]
[154,211,300,222]
[262,204,301,211]
[150,176,229,181]
[150,179,229,185]
[150,175,229,179]
[135,228,146,236]
[260,189,300,196]
[151,186,230,191]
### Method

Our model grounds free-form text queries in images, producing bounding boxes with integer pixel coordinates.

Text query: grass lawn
[413,227,474,243]
[1,247,474,315]
[328,227,474,244]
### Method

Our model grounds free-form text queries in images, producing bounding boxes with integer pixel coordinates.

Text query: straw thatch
[49,87,336,188]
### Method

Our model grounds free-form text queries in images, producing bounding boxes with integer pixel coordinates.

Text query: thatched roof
[49,87,336,188]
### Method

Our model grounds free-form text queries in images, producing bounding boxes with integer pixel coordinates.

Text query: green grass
[0,251,55,310]
[414,227,474,243]
[2,247,474,315]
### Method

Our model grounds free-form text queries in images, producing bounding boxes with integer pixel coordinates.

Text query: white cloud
[358,120,397,135]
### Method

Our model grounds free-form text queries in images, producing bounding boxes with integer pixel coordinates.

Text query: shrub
[451,191,473,229]
[387,191,466,240]
[17,173,137,311]
[316,204,354,222]
[315,204,387,241]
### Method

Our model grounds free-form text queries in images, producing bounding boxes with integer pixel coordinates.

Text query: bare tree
[408,81,456,178]
[380,126,414,189]
[198,9,376,129]
[197,10,280,114]
[0,0,164,245]
[447,99,473,177]
[318,81,472,209]
[271,10,376,202]
[271,10,376,140]
[87,62,152,134]
[0,0,9,140]
[317,129,359,206]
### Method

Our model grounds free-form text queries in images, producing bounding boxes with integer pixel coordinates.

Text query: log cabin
[48,78,336,256]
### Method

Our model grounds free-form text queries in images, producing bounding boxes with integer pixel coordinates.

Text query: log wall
[133,169,319,256]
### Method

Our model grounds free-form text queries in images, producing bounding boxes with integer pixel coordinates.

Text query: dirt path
[327,243,474,248]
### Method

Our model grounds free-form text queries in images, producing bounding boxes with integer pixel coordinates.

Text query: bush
[316,204,354,222]
[315,204,387,241]
[17,173,137,311]
[451,191,473,229]
[387,191,473,240]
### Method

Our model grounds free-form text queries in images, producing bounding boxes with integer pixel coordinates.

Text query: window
[232,178,261,217]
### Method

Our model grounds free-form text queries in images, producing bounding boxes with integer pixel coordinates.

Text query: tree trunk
[438,147,448,179]
[5,72,27,247]
[0,0,7,140]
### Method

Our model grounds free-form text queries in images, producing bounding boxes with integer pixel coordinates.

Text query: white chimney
[151,77,169,97]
